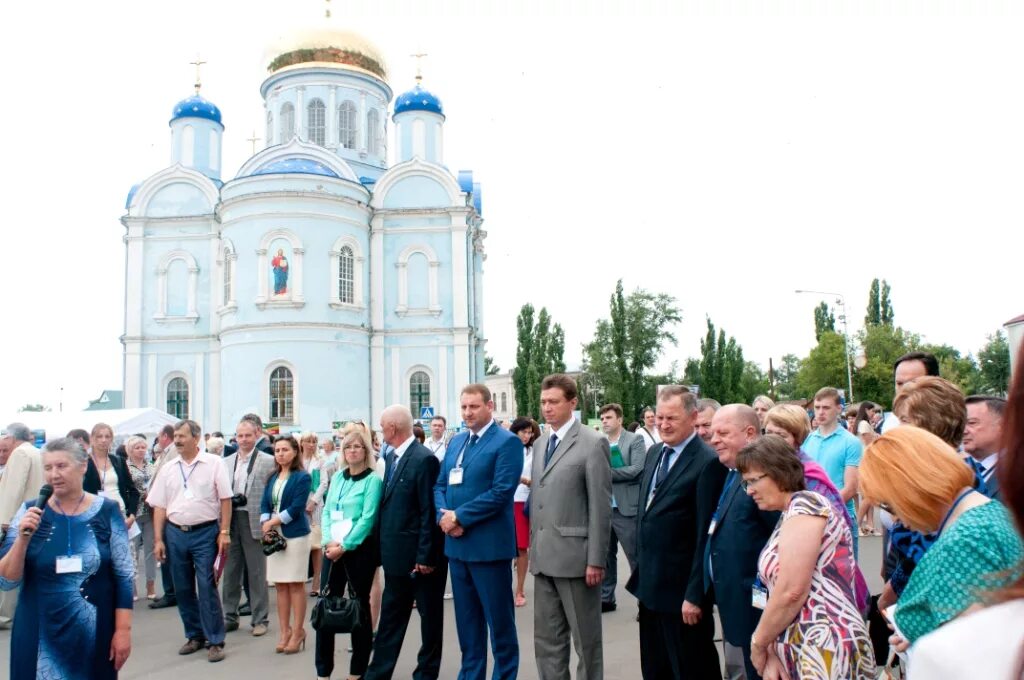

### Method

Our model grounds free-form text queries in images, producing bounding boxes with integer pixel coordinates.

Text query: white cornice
[217,189,370,214]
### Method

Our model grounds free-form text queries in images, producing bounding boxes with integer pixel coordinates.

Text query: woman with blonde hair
[123,435,157,600]
[752,395,775,432]
[859,426,1023,646]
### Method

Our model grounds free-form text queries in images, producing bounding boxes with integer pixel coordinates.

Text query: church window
[338,101,357,149]
[181,125,194,166]
[266,110,274,146]
[338,246,354,304]
[269,366,294,423]
[280,102,295,141]
[501,392,508,413]
[410,371,431,415]
[307,98,326,146]
[367,109,380,155]
[166,377,189,419]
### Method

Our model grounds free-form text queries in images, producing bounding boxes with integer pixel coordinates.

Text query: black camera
[261,528,287,556]
[231,494,247,508]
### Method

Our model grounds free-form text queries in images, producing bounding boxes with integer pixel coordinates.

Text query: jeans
[165,522,226,645]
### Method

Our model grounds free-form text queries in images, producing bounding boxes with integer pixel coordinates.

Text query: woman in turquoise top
[859,426,1024,646]
[315,428,383,680]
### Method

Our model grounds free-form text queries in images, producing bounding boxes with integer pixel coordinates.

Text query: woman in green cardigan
[316,429,383,680]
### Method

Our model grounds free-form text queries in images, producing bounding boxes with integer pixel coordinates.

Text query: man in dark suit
[222,413,275,456]
[704,405,780,680]
[627,385,722,680]
[434,384,523,680]
[365,405,446,680]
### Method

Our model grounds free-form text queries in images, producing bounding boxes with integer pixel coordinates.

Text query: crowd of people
[0,346,1022,679]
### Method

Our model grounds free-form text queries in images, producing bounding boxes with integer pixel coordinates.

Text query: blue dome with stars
[170,95,223,126]
[394,84,445,119]
[249,158,339,178]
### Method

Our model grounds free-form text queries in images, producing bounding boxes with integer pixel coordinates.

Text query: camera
[231,494,247,508]
[261,528,287,556]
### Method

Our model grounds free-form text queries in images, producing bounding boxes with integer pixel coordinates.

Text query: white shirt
[514,447,533,503]
[548,417,576,447]
[978,451,999,483]
[881,411,901,433]
[233,447,255,495]
[638,425,661,449]
[646,432,696,507]
[391,435,416,464]
[909,600,1024,679]
[457,420,495,466]
[426,437,446,461]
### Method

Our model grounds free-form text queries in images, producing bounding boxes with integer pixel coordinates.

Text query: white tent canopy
[1,408,179,443]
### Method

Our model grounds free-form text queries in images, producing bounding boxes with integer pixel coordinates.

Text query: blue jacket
[260,470,312,539]
[433,423,523,563]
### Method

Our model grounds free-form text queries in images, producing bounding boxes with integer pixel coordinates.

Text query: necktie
[655,446,674,488]
[965,456,988,493]
[385,451,397,487]
[544,434,559,467]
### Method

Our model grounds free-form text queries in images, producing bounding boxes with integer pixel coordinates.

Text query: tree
[774,354,802,400]
[484,353,500,376]
[582,280,681,420]
[18,403,50,412]
[880,280,894,325]
[865,278,894,327]
[512,304,536,418]
[918,343,982,396]
[513,303,567,419]
[814,302,836,341]
[977,330,1011,396]
[851,324,918,407]
[796,332,849,399]
[738,361,771,404]
[697,318,748,403]
[682,358,702,386]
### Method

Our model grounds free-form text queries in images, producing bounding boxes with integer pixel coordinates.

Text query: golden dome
[265,28,387,79]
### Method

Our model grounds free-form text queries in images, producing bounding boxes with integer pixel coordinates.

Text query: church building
[121,28,487,433]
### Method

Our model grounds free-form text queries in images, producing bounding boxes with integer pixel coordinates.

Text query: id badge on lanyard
[449,467,464,485]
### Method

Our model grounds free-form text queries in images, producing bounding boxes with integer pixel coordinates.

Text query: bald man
[701,405,779,680]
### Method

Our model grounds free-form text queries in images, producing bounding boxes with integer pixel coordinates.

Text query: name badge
[56,555,83,574]
[331,518,353,544]
[449,467,464,485]
[331,510,345,522]
[752,583,768,610]
[183,487,196,501]
[707,519,718,535]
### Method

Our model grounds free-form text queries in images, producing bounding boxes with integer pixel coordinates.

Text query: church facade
[122,29,486,433]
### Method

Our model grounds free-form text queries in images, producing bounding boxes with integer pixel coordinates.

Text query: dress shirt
[456,419,495,466]
[233,447,255,495]
[646,431,696,507]
[392,435,416,463]
[146,451,233,525]
[426,437,447,461]
[979,451,998,482]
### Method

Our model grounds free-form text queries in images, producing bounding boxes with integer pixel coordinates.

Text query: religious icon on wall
[271,245,289,296]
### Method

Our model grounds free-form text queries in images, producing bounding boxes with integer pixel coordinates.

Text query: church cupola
[169,59,224,181]
[393,70,445,164]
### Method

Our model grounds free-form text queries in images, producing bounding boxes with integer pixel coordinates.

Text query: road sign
[420,407,435,419]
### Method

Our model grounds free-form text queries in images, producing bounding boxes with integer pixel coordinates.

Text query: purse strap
[321,558,359,600]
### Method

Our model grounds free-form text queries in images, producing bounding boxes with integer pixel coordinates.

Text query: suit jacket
[529,419,612,578]
[84,453,140,517]
[626,435,719,613]
[222,450,276,540]
[378,440,444,573]
[609,429,649,517]
[0,442,44,527]
[223,436,274,457]
[702,460,780,645]
[433,422,523,563]
[260,470,312,539]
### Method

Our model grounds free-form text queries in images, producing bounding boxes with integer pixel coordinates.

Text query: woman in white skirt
[260,435,313,654]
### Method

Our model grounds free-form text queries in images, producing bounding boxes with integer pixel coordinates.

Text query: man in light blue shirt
[802,387,863,554]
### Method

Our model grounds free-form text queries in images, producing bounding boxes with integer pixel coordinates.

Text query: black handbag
[310,561,364,634]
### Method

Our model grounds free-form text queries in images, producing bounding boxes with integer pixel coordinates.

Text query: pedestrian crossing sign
[420,407,435,419]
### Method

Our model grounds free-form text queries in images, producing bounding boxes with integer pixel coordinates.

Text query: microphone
[22,484,54,536]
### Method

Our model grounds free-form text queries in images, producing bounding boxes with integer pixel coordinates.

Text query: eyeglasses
[741,474,769,491]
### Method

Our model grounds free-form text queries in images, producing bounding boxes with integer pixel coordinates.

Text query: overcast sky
[2,0,1021,415]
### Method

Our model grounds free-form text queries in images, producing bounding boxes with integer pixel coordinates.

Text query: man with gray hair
[695,399,721,444]
[0,422,44,628]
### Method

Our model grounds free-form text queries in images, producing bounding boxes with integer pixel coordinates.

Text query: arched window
[269,366,294,423]
[166,377,189,419]
[367,109,380,155]
[501,392,508,413]
[307,98,326,146]
[410,371,431,416]
[280,102,295,141]
[338,245,354,304]
[266,110,274,146]
[338,101,357,149]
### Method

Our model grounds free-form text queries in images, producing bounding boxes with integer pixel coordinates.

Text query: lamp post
[796,289,854,402]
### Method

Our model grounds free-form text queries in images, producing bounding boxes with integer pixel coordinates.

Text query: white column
[396,260,408,313]
[124,224,145,334]
[194,353,205,426]
[370,216,385,327]
[453,332,470,397]
[209,348,221,433]
[256,248,268,303]
[328,86,337,147]
[391,347,401,407]
[187,265,199,317]
[371,335,385,425]
[450,223,468,327]
[438,345,448,421]
[124,341,142,408]
[292,247,305,302]
[359,92,367,154]
[209,237,220,332]
[147,355,158,409]
[296,87,305,141]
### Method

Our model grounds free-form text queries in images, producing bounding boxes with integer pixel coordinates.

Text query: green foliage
[18,403,49,412]
[697,318,749,403]
[774,354,802,400]
[512,304,567,419]
[918,343,982,396]
[512,304,536,418]
[796,332,849,399]
[484,353,500,376]
[851,325,918,407]
[738,362,771,404]
[814,302,836,341]
[865,278,894,327]
[977,331,1011,396]
[682,358,702,386]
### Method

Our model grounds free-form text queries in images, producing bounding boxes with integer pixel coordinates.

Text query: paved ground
[0,536,884,679]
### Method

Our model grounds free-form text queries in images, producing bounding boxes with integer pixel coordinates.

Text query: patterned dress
[0,496,134,680]
[758,491,875,679]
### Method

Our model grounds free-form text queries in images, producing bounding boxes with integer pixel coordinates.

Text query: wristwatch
[220,530,230,535]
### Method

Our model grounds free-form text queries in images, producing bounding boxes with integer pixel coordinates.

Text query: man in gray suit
[530,374,612,680]
[598,403,647,612]
[221,419,276,635]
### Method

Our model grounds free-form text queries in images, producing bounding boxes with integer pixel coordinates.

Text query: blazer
[702,460,780,645]
[433,422,523,563]
[626,435,719,613]
[84,453,140,517]
[378,440,444,573]
[609,429,649,517]
[223,435,274,457]
[0,442,44,527]
[260,470,312,539]
[528,419,612,578]
[222,450,276,540]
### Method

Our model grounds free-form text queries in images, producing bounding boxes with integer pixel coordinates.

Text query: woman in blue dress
[0,437,134,679]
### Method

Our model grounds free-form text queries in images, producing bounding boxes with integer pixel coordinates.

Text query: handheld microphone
[22,484,54,536]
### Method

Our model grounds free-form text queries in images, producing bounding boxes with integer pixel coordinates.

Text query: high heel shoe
[283,628,306,654]
[275,628,292,654]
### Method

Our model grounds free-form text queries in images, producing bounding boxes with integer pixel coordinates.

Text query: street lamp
[796,289,854,402]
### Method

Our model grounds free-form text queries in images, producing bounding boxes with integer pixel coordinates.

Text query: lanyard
[938,489,974,535]
[334,477,356,511]
[178,459,200,489]
[54,494,86,557]
[272,475,289,509]
[454,434,474,468]
[232,450,258,494]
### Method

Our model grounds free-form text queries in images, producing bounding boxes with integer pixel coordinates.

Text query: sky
[2,0,1022,416]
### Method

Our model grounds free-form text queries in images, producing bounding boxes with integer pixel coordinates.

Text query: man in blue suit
[434,384,523,680]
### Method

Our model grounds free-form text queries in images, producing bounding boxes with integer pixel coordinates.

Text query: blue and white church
[121,28,487,433]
